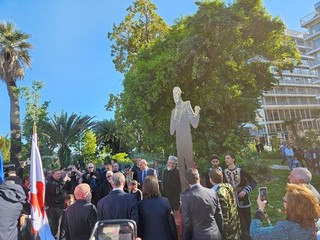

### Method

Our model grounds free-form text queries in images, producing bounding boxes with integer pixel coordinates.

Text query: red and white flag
[30,133,54,239]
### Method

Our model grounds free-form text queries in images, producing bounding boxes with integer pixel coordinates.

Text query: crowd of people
[280,141,320,173]
[1,152,320,240]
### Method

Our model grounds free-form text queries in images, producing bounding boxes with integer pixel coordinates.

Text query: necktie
[142,170,146,182]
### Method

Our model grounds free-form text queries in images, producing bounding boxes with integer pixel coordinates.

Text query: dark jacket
[131,164,141,181]
[181,184,223,240]
[97,180,113,202]
[82,172,101,206]
[138,168,157,189]
[0,181,26,240]
[97,189,138,224]
[45,176,71,208]
[162,168,181,210]
[64,199,97,240]
[138,197,178,240]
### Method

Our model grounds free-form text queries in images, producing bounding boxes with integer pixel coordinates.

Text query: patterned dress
[212,183,242,240]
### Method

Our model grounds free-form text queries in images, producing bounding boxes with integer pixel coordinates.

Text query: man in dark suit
[181,168,223,240]
[137,159,157,189]
[97,172,138,224]
[65,183,97,240]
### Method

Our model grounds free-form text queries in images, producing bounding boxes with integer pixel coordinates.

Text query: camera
[259,187,269,203]
[89,219,137,240]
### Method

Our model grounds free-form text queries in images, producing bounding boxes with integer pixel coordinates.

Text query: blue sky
[0,0,318,136]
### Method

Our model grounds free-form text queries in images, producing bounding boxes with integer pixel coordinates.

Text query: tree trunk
[6,79,21,167]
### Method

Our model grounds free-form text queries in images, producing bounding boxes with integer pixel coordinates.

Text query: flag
[0,151,3,184]
[30,133,54,240]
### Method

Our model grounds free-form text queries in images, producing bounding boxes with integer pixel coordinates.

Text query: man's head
[167,156,178,170]
[133,158,141,166]
[103,162,112,171]
[312,143,317,149]
[288,167,312,184]
[208,169,223,185]
[185,168,200,185]
[87,163,95,173]
[111,172,126,188]
[225,152,236,167]
[138,159,148,171]
[74,183,92,202]
[112,162,120,172]
[51,170,62,181]
[106,170,113,183]
[210,154,220,169]
[173,86,182,103]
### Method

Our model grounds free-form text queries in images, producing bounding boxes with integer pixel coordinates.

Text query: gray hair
[168,155,178,164]
[294,167,312,183]
[111,172,125,187]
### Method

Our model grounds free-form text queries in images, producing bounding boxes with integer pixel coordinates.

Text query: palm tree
[0,22,32,167]
[92,119,127,154]
[43,111,94,168]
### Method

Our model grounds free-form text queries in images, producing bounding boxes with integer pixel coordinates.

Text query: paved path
[270,164,290,170]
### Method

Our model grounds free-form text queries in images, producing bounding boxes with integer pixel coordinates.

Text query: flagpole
[29,93,54,239]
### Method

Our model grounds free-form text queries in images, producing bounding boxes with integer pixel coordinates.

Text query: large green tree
[119,0,299,159]
[0,22,32,167]
[108,0,169,74]
[43,111,94,168]
[107,0,169,154]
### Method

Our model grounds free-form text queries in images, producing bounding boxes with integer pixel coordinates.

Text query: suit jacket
[64,200,97,240]
[138,197,178,240]
[97,189,138,224]
[181,184,223,240]
[138,167,157,189]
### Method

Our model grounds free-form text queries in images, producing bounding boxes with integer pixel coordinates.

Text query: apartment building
[258,28,320,143]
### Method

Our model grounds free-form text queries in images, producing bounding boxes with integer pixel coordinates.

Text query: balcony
[304,29,320,41]
[282,69,317,77]
[300,11,320,27]
[309,58,320,70]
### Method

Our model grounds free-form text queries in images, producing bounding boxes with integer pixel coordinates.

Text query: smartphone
[259,187,269,203]
[89,219,137,240]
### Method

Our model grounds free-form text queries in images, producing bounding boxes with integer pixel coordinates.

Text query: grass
[248,158,320,224]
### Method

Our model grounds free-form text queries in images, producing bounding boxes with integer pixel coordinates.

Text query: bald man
[64,184,97,240]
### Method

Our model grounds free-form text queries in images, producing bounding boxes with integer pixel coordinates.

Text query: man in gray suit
[181,168,223,240]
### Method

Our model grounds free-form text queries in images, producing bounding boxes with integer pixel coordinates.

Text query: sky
[0,0,318,136]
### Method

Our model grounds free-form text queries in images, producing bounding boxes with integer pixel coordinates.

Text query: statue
[170,86,200,191]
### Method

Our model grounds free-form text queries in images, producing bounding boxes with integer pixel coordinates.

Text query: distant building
[258,28,320,143]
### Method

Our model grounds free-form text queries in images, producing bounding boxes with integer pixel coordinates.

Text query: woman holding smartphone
[250,183,320,240]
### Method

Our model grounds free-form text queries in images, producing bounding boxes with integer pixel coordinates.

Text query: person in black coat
[97,172,138,223]
[97,170,113,202]
[64,183,97,240]
[131,158,141,181]
[181,168,223,240]
[162,155,181,210]
[138,176,178,240]
[45,169,72,237]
